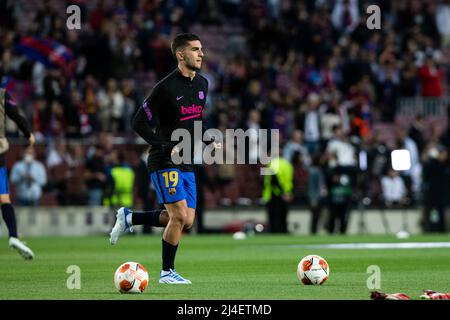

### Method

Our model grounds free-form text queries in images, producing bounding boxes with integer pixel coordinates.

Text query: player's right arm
[131,84,165,147]
[4,91,35,146]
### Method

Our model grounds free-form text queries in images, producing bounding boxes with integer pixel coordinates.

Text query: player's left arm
[4,91,35,145]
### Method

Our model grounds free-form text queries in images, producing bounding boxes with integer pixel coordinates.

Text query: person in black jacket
[421,145,449,233]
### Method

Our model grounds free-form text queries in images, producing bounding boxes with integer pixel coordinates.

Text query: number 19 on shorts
[162,170,179,187]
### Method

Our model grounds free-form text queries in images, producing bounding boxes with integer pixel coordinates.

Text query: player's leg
[0,194,17,238]
[110,207,170,244]
[159,170,196,284]
[159,199,192,284]
[132,209,169,227]
[109,170,172,244]
[0,190,34,260]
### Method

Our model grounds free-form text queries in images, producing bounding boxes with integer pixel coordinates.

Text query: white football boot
[109,207,133,245]
[9,237,34,260]
[159,269,192,284]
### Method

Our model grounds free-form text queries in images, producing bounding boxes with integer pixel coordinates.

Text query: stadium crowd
[1,0,449,233]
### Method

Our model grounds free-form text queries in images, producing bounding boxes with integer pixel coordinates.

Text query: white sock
[126,212,133,227]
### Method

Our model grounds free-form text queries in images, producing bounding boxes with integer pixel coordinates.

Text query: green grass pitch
[0,234,449,300]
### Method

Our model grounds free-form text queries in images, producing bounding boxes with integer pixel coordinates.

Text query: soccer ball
[114,262,149,293]
[297,255,329,285]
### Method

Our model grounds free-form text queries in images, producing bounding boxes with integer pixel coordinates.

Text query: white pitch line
[286,242,450,250]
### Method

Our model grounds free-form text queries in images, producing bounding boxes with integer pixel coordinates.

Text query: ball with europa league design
[114,262,149,293]
[297,255,330,285]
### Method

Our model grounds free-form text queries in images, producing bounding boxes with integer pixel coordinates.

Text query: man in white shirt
[325,125,356,168]
[381,168,407,206]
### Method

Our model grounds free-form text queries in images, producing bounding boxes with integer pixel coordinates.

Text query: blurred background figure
[322,125,356,234]
[381,168,408,208]
[283,129,311,167]
[324,161,353,234]
[10,146,47,206]
[421,144,449,233]
[103,151,135,209]
[84,144,107,206]
[46,138,74,169]
[297,93,322,157]
[262,149,294,233]
[395,128,421,203]
[307,155,326,234]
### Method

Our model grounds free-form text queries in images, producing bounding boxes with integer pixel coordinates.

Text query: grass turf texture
[0,234,449,300]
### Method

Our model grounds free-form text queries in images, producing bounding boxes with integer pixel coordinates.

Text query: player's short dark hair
[171,33,201,56]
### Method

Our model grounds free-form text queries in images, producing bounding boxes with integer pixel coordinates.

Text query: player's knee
[184,216,195,230]
[170,208,188,227]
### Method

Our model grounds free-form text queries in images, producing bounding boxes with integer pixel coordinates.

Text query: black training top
[132,68,209,172]
[0,90,32,166]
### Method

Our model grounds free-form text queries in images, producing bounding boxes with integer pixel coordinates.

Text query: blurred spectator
[418,54,444,97]
[84,144,107,206]
[10,147,47,206]
[83,75,100,132]
[436,0,450,48]
[98,79,125,132]
[381,168,408,207]
[331,0,360,34]
[103,150,135,208]
[421,144,449,232]
[325,164,353,234]
[296,93,322,156]
[283,129,311,167]
[395,128,421,201]
[324,125,357,169]
[47,139,74,168]
[320,101,342,145]
[408,114,426,155]
[262,151,294,233]
[307,155,326,234]
[291,151,308,204]
[65,89,83,139]
[399,64,418,97]
[67,143,85,167]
